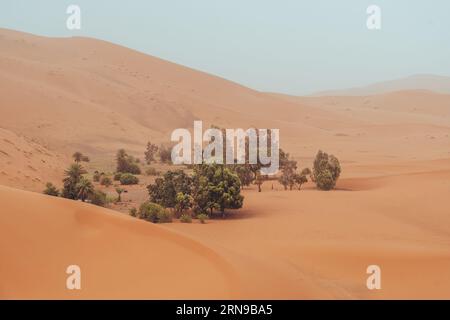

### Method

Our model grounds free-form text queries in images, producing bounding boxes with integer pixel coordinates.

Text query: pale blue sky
[1,0,450,94]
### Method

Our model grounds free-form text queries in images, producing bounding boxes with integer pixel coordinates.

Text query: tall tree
[72,151,83,163]
[62,163,87,199]
[148,170,192,209]
[312,150,341,190]
[144,142,159,164]
[233,164,254,188]
[76,177,94,202]
[277,152,297,190]
[191,164,243,217]
[115,187,125,202]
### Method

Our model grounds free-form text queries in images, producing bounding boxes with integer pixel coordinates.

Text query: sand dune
[2,159,448,299]
[2,28,450,188]
[312,74,450,96]
[0,128,66,191]
[0,185,238,299]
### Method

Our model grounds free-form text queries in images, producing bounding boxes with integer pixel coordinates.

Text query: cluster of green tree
[116,149,141,174]
[93,171,112,187]
[113,149,141,185]
[44,163,109,206]
[146,163,243,221]
[232,149,341,192]
[277,149,312,190]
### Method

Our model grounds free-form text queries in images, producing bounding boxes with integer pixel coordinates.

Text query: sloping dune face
[0,185,237,299]
[0,128,67,191]
[0,28,311,154]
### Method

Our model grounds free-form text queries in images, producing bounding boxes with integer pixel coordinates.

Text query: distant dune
[312,74,450,96]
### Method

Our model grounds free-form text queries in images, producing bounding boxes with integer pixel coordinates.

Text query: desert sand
[0,184,238,299]
[1,28,450,299]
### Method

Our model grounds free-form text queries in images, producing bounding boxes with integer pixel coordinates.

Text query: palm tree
[62,163,87,199]
[76,177,94,202]
[64,163,87,180]
[72,151,83,163]
[115,187,124,202]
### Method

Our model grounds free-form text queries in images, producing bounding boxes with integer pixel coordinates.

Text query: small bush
[145,167,160,176]
[159,145,172,163]
[197,214,209,224]
[89,190,108,207]
[129,207,137,217]
[116,149,141,174]
[120,173,139,185]
[126,162,141,174]
[43,182,59,197]
[157,210,173,223]
[180,214,192,223]
[138,201,172,223]
[313,150,341,191]
[93,171,101,182]
[100,176,112,187]
[113,172,122,181]
[315,170,335,190]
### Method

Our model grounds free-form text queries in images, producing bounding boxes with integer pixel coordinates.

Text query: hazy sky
[1,0,450,94]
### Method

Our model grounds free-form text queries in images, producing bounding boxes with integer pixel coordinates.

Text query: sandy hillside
[0,28,318,154]
[0,128,67,191]
[1,28,450,188]
[312,74,450,96]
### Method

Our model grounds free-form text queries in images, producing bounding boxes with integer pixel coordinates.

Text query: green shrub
[116,149,141,174]
[120,173,139,185]
[197,214,209,224]
[100,176,112,187]
[89,190,108,207]
[180,214,192,223]
[145,167,160,176]
[129,207,137,217]
[159,145,172,163]
[113,172,122,181]
[93,171,101,182]
[138,201,172,223]
[313,150,341,190]
[315,170,335,190]
[157,210,173,223]
[43,182,59,197]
